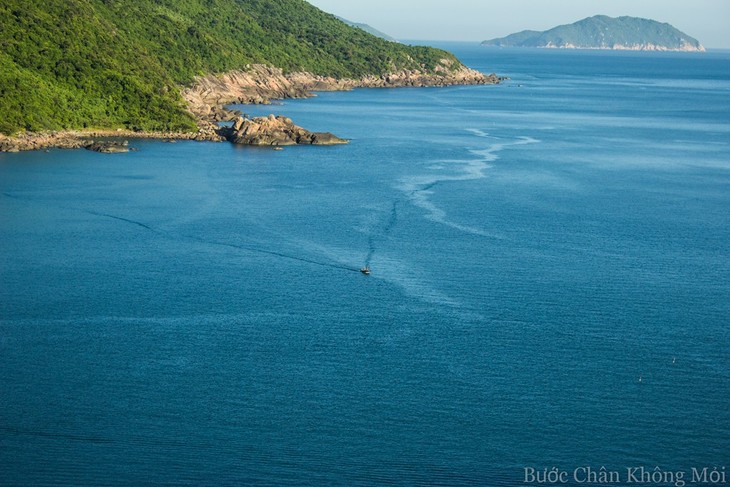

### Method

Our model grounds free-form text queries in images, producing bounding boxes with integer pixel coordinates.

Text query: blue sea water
[1,45,729,485]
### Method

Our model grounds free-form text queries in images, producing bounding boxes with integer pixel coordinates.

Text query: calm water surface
[1,45,729,485]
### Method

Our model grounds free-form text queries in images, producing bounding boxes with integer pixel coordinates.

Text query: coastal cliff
[183,61,497,122]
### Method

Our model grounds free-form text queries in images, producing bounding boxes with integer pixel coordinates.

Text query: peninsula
[482,15,705,52]
[0,0,497,152]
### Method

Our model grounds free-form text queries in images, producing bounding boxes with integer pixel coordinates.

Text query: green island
[0,0,490,140]
[482,15,705,52]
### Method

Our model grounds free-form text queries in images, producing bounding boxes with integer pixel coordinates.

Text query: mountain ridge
[335,16,397,42]
[482,15,705,52]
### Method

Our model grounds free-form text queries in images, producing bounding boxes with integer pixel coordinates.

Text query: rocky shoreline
[538,43,705,51]
[1,60,500,152]
[184,60,500,121]
[0,125,224,153]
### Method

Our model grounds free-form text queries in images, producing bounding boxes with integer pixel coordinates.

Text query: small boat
[360,266,371,275]
[274,147,284,151]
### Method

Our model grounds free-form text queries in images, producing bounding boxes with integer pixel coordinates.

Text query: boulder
[85,140,130,153]
[226,115,348,146]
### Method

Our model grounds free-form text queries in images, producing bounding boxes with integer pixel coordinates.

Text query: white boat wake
[398,130,539,237]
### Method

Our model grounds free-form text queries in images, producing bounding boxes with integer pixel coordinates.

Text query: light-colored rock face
[181,65,311,120]
[0,127,225,152]
[183,62,500,121]
[541,42,705,51]
[227,115,348,146]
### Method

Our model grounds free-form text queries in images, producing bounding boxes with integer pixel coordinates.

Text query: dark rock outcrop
[86,140,130,153]
[226,115,348,146]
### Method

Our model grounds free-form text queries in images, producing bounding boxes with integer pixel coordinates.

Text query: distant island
[335,16,397,42]
[482,15,705,52]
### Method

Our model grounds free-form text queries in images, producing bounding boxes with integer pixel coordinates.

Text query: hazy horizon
[306,0,730,48]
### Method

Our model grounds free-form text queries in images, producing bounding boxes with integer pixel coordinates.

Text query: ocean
[1,45,728,485]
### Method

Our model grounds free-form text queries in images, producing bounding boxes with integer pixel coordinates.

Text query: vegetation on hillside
[0,0,461,135]
[482,15,704,51]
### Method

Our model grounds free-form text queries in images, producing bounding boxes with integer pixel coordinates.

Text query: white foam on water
[399,131,539,238]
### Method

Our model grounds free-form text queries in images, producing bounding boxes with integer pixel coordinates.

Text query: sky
[306,0,730,48]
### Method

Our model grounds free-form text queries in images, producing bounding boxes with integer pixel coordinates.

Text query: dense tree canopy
[0,0,461,135]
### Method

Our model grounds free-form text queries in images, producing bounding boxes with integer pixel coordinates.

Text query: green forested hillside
[0,0,460,135]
